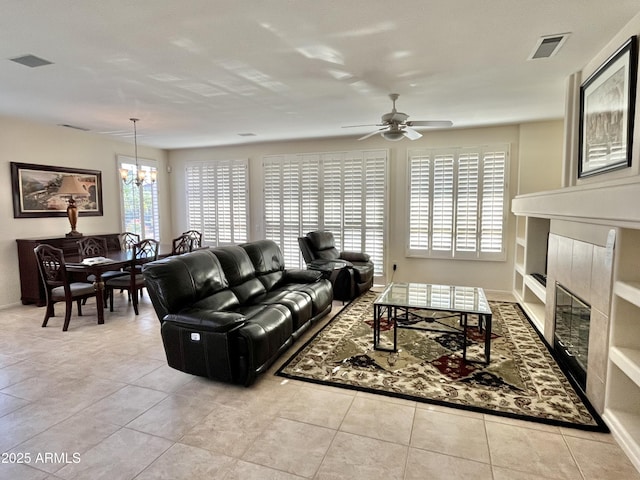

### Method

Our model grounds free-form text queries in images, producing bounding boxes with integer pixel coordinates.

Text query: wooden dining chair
[182,230,203,249]
[34,244,97,331]
[105,239,159,315]
[77,236,127,282]
[119,232,140,251]
[171,234,192,255]
[119,231,142,274]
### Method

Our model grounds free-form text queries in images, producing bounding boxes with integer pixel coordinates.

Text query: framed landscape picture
[10,162,103,218]
[579,36,638,178]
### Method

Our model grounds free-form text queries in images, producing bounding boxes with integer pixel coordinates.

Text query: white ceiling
[1,1,639,149]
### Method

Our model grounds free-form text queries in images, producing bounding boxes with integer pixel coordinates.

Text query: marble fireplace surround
[544,224,614,413]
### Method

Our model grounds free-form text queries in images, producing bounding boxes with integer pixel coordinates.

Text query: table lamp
[57,175,89,237]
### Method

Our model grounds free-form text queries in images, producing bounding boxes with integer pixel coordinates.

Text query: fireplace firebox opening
[554,283,591,392]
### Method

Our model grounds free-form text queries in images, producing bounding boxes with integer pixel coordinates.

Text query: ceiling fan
[343,93,453,141]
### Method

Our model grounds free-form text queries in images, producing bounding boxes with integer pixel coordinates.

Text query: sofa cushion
[275,280,333,316]
[340,251,370,263]
[352,262,374,285]
[241,239,286,290]
[192,290,240,312]
[307,231,339,260]
[236,303,293,377]
[143,249,229,320]
[256,290,313,330]
[212,246,267,304]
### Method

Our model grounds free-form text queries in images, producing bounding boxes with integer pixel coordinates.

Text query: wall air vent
[529,33,570,60]
[9,54,53,68]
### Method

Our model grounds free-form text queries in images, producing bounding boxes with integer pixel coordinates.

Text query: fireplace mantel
[512,180,640,229]
[512,181,640,471]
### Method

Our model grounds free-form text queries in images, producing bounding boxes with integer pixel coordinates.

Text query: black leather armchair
[298,231,374,301]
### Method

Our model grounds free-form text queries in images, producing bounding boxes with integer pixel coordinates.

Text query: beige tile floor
[0,291,638,480]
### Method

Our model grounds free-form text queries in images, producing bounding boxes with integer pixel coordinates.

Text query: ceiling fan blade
[358,128,385,141]
[342,124,383,129]
[406,120,453,127]
[403,127,422,140]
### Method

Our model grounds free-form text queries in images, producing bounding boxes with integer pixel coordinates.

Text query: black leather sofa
[142,239,332,385]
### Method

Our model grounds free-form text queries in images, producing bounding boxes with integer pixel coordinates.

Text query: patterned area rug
[276,291,607,431]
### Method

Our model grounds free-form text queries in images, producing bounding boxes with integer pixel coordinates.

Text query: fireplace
[554,283,591,391]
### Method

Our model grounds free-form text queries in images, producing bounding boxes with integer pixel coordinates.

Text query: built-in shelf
[610,347,640,389]
[605,228,640,473]
[520,301,545,333]
[603,408,640,472]
[512,216,550,337]
[615,281,640,308]
[524,274,546,303]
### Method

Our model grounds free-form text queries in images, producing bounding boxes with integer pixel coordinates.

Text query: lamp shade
[57,175,89,196]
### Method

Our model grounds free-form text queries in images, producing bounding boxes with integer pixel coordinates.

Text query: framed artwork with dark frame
[579,36,638,178]
[10,162,103,218]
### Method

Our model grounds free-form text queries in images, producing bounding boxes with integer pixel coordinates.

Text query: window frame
[117,155,160,240]
[406,145,509,261]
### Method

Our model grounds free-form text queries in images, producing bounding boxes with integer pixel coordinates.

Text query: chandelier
[119,118,157,187]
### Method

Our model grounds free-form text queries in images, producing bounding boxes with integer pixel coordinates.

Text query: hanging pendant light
[120,118,157,187]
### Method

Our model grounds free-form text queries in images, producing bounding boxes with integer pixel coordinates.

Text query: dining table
[64,244,174,325]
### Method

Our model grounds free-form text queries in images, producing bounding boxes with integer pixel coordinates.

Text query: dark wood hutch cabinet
[16,233,122,306]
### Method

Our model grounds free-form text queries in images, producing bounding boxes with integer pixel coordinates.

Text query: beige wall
[0,115,564,308]
[518,120,564,195]
[0,115,170,308]
[169,121,564,295]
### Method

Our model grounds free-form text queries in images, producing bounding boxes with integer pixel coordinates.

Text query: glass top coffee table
[372,282,493,365]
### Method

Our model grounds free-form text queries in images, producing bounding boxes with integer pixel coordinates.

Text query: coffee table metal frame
[372,282,493,365]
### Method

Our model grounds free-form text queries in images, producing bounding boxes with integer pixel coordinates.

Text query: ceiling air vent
[9,54,53,68]
[529,33,570,60]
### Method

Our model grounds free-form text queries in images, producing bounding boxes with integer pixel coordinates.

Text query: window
[264,150,387,275]
[185,159,249,246]
[407,145,508,260]
[118,155,160,240]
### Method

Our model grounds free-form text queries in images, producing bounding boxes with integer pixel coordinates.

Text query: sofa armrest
[339,251,370,263]
[164,309,245,333]
[283,268,324,283]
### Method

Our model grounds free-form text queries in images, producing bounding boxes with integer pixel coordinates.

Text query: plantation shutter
[480,150,506,253]
[264,150,387,275]
[263,155,321,266]
[185,159,248,246]
[455,152,479,252]
[322,153,343,250]
[407,145,508,260]
[363,151,386,275]
[431,154,454,251]
[409,155,430,250]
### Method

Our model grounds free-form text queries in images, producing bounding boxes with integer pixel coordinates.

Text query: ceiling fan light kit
[343,93,453,142]
[382,131,405,141]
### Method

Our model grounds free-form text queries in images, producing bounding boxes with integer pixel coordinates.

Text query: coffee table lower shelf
[372,301,492,365]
